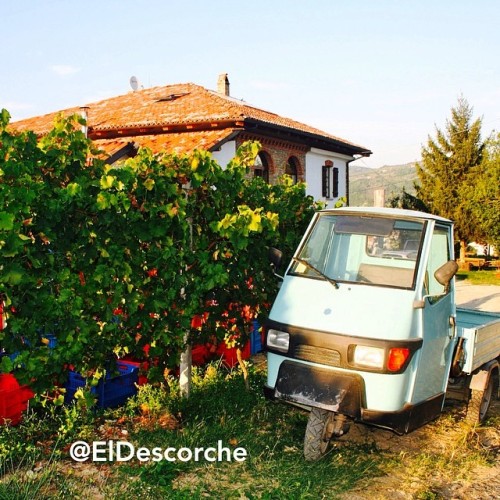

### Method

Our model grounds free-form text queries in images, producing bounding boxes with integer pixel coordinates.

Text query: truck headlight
[352,345,385,369]
[350,345,411,372]
[267,329,290,353]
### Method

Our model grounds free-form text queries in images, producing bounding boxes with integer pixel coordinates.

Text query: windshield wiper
[292,257,339,289]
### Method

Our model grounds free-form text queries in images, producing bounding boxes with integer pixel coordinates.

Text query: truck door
[412,224,456,403]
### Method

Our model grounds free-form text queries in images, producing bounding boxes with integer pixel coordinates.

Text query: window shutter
[332,167,339,198]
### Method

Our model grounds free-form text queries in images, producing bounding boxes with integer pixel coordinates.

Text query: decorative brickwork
[236,133,307,184]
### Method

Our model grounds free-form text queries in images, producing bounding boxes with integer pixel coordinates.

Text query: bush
[0,111,319,397]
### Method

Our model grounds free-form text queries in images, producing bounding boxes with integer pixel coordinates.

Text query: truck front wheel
[466,370,498,424]
[304,408,335,461]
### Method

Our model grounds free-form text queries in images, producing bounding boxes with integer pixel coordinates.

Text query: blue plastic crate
[250,320,262,355]
[40,333,57,349]
[64,360,139,408]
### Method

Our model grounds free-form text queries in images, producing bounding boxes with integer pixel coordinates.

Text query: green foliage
[459,132,500,250]
[416,97,485,252]
[387,186,429,212]
[0,110,319,395]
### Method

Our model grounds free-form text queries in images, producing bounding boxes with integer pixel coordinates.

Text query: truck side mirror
[269,247,284,280]
[434,260,459,288]
[269,247,283,269]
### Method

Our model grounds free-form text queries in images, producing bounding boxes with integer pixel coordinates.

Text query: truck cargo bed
[456,307,500,374]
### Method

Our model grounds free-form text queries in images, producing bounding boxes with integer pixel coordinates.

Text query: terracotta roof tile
[93,129,237,158]
[11,83,367,156]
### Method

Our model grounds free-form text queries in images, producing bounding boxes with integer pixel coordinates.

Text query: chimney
[374,188,385,207]
[80,106,90,137]
[217,73,230,96]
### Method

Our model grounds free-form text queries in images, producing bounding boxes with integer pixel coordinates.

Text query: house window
[322,160,333,198]
[285,156,299,184]
[254,152,270,182]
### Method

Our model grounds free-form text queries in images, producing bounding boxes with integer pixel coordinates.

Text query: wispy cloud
[50,65,81,76]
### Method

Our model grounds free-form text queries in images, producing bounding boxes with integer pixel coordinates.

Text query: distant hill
[349,162,419,207]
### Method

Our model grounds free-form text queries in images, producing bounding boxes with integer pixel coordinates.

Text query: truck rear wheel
[466,371,498,424]
[304,408,335,461]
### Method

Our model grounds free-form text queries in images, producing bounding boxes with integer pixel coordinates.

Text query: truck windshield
[289,214,425,289]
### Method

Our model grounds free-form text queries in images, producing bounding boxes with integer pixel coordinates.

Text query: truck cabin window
[290,215,425,289]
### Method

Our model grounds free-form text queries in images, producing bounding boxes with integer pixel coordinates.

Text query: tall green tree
[386,186,429,212]
[416,97,485,261]
[460,132,500,252]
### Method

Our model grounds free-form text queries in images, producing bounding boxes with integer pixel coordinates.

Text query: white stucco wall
[211,140,237,168]
[212,141,353,209]
[305,148,352,208]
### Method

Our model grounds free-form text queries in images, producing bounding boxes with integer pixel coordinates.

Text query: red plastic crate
[216,340,251,368]
[0,301,5,331]
[192,344,210,366]
[120,358,149,386]
[0,374,34,425]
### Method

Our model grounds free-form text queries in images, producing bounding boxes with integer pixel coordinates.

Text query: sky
[1,0,499,169]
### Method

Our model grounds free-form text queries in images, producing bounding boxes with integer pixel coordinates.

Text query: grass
[0,359,498,499]
[120,365,383,498]
[457,269,500,286]
[0,362,382,499]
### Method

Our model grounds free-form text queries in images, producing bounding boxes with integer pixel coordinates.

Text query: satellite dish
[130,76,139,91]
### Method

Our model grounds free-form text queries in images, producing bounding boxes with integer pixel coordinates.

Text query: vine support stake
[179,337,192,398]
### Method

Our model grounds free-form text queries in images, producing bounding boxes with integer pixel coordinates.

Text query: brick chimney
[217,73,230,96]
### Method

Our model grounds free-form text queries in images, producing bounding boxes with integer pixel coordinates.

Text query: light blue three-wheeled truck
[264,207,500,460]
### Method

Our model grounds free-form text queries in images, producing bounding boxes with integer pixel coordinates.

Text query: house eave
[88,120,245,140]
[242,118,372,158]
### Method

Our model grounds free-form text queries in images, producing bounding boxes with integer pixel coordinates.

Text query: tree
[387,186,429,212]
[416,96,485,262]
[460,132,500,252]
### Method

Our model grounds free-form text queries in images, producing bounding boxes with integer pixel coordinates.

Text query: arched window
[254,152,270,183]
[285,156,299,184]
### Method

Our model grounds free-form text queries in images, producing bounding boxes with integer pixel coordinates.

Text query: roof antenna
[130,76,140,91]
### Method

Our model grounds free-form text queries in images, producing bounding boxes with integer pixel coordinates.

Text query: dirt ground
[335,397,500,500]
[455,281,500,313]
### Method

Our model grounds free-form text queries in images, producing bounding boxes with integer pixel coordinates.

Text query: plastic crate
[192,344,210,366]
[0,374,34,425]
[250,321,262,355]
[120,358,149,386]
[40,333,57,349]
[64,360,139,408]
[216,340,251,368]
[0,332,57,365]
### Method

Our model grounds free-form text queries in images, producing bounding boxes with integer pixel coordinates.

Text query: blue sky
[1,0,499,168]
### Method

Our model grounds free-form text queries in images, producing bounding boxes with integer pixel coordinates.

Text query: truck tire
[304,408,335,461]
[466,371,498,424]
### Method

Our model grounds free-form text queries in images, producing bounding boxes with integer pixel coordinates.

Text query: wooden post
[179,335,192,398]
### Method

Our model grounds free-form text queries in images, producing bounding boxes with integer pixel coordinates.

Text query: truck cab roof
[321,206,453,224]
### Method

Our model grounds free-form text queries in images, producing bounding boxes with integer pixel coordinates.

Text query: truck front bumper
[264,360,364,418]
[264,358,446,435]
